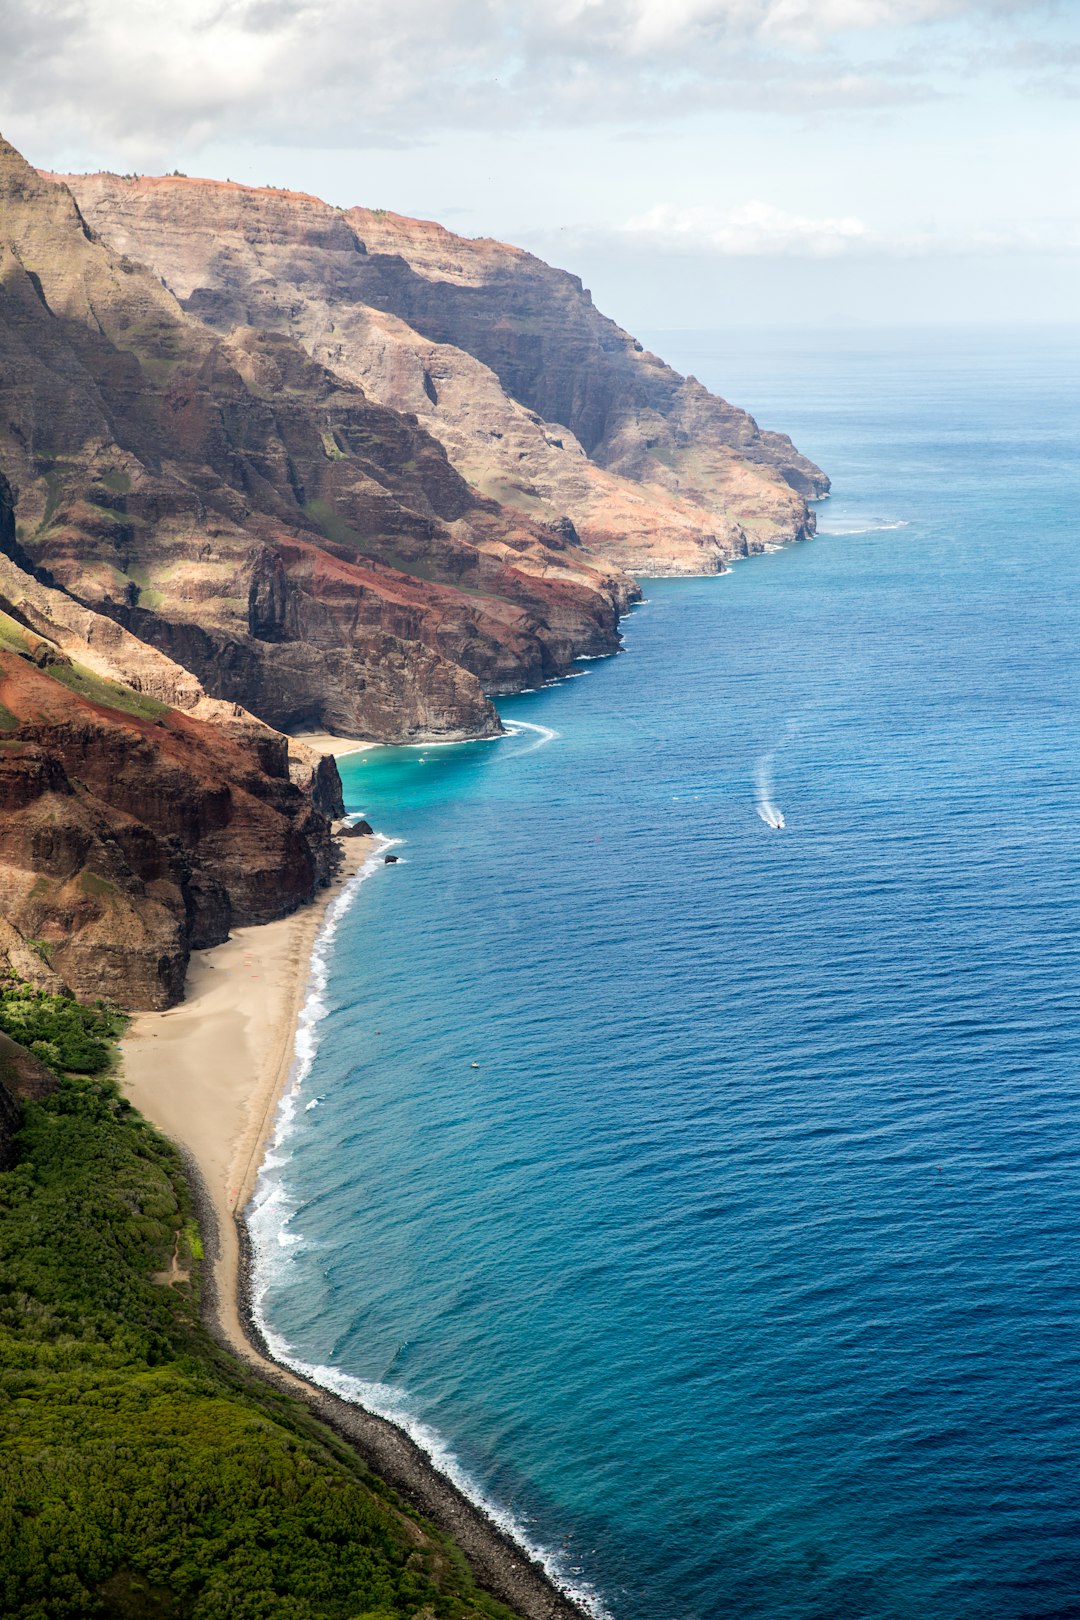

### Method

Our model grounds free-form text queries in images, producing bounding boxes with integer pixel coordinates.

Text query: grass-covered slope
[0,1072,514,1620]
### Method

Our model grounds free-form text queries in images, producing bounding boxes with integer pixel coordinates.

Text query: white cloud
[623,199,874,255]
[0,0,1061,156]
[612,201,1080,259]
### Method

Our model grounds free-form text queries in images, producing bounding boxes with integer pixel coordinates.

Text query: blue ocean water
[251,328,1080,1620]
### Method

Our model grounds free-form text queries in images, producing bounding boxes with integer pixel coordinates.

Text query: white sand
[290,730,377,760]
[120,837,374,1359]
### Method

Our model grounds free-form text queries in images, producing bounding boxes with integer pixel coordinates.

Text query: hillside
[1,136,632,748]
[0,1056,543,1620]
[58,172,828,575]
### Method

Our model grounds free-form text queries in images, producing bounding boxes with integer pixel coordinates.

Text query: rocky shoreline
[229,1210,593,1620]
[117,827,594,1620]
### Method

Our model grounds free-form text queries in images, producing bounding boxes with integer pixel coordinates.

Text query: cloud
[609,200,1080,258]
[622,200,874,255]
[0,0,1062,156]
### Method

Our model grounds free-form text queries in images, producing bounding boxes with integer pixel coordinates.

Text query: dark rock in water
[384,854,399,864]
[340,819,374,838]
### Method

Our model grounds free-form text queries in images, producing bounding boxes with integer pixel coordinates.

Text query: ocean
[249,326,1080,1620]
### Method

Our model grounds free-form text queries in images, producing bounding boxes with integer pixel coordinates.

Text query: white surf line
[385,734,504,750]
[246,832,398,1279]
[246,1335,614,1620]
[245,821,612,1618]
[818,518,909,536]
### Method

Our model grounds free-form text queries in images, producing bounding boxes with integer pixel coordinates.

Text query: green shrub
[0,987,125,1074]
[0,1075,513,1620]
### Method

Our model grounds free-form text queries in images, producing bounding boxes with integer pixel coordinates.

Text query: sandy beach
[120,821,588,1620]
[289,729,375,761]
[121,835,375,1358]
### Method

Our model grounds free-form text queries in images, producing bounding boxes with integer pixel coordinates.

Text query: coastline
[121,834,377,1358]
[120,823,593,1620]
[289,728,376,760]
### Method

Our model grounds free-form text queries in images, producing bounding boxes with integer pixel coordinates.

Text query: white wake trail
[503,719,560,755]
[754,749,786,830]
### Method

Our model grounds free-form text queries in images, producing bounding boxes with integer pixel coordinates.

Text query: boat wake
[756,802,786,830]
[754,748,786,830]
[503,719,560,755]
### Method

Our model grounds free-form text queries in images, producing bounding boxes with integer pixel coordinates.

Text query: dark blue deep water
[251,329,1080,1620]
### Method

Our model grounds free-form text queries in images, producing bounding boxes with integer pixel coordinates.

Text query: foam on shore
[252,1331,613,1620]
[246,833,394,1270]
[245,821,611,1620]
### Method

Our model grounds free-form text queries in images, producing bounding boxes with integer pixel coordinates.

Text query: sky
[2,0,1078,330]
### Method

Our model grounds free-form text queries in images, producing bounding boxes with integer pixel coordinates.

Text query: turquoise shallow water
[251,328,1080,1620]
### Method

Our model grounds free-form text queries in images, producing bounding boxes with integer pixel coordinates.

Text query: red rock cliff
[0,628,337,1009]
[0,132,831,1014]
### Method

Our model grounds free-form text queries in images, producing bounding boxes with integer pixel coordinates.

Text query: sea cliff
[0,128,825,1004]
[60,172,827,575]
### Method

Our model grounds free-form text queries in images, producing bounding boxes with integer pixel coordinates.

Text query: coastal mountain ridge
[0,135,631,745]
[58,170,827,575]
[0,127,827,1620]
[0,128,825,1007]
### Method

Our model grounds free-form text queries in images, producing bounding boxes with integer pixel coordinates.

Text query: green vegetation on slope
[0,610,35,656]
[0,609,168,722]
[42,657,170,722]
[0,986,124,1075]
[0,1073,513,1620]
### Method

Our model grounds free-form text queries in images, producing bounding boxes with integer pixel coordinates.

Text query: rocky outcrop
[0,916,69,994]
[0,631,340,1008]
[287,740,347,820]
[0,474,23,571]
[339,818,373,838]
[0,1030,57,1103]
[60,173,827,574]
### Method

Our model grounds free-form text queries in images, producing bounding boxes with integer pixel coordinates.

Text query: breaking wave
[818,518,909,537]
[246,1327,612,1620]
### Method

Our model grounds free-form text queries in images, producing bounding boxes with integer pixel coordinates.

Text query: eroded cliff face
[0,131,636,1008]
[60,172,827,575]
[0,625,337,1009]
[1,453,348,1009]
[0,132,829,1012]
[0,138,632,750]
